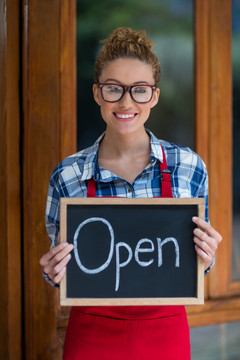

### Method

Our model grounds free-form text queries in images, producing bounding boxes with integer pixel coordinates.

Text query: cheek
[141,106,151,119]
[99,103,114,120]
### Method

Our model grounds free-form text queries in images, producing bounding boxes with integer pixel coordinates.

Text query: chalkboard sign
[60,198,205,306]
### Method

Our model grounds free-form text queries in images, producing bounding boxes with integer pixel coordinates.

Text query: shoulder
[147,129,207,177]
[160,139,207,173]
[159,139,208,198]
[49,142,98,187]
[148,129,205,170]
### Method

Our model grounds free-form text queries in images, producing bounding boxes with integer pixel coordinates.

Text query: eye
[104,84,122,93]
[132,86,148,94]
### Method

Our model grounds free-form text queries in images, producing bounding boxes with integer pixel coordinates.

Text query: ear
[93,84,101,105]
[150,88,160,109]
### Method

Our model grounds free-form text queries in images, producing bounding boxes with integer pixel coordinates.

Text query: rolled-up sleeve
[44,169,61,287]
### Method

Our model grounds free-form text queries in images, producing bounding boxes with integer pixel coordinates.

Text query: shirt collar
[80,129,164,181]
[80,132,105,181]
[146,129,164,164]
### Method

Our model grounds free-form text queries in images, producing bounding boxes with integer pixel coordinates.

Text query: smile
[114,112,137,120]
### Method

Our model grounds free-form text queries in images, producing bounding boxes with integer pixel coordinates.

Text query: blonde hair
[94,27,161,86]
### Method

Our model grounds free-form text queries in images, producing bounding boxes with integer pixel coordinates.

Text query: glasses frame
[98,83,157,104]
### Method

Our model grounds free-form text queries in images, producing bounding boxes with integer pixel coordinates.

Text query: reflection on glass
[190,322,240,360]
[76,0,193,150]
[232,0,240,281]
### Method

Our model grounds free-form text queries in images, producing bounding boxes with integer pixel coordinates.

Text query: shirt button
[150,158,155,163]
[128,187,133,193]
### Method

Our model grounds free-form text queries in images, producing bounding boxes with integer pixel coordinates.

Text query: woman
[40,27,222,359]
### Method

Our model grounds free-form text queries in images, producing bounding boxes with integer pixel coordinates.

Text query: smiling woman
[39,26,222,360]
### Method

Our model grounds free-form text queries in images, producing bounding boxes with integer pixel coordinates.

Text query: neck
[99,127,150,159]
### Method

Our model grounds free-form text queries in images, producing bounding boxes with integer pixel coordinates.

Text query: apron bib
[63,147,191,359]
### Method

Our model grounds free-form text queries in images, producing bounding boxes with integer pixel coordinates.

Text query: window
[76,0,194,150]
[232,0,240,282]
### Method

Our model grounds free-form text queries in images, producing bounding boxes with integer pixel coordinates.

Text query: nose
[119,88,134,106]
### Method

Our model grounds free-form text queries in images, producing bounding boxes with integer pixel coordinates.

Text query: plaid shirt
[44,129,210,285]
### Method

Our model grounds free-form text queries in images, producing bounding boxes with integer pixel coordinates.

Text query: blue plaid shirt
[44,129,210,285]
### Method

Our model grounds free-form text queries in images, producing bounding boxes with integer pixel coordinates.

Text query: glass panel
[76,0,193,150]
[190,322,240,360]
[232,0,240,281]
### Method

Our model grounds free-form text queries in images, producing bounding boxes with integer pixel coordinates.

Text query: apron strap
[160,145,173,198]
[87,145,173,198]
[87,177,97,197]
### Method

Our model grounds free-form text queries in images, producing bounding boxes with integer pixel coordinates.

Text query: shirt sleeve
[193,155,209,223]
[45,173,61,248]
[44,167,61,287]
[195,159,215,275]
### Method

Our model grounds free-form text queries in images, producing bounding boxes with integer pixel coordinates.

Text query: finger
[50,253,72,278]
[40,243,73,267]
[193,236,214,257]
[193,228,218,251]
[46,252,72,283]
[195,243,211,260]
[192,217,222,244]
[43,244,74,274]
[53,266,67,284]
[195,244,213,271]
[39,242,68,266]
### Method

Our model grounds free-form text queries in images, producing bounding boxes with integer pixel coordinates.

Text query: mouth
[113,112,137,121]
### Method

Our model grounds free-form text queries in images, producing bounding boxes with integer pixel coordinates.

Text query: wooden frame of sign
[60,198,205,306]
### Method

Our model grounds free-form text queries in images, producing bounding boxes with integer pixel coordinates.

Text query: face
[93,58,160,136]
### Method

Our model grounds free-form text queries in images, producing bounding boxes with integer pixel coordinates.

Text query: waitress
[40,27,222,359]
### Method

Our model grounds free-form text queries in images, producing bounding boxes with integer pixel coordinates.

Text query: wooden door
[0,0,21,358]
[21,1,76,359]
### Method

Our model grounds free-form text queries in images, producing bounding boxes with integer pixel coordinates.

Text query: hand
[192,217,222,271]
[39,242,74,284]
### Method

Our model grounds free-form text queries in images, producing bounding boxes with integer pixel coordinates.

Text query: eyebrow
[102,78,150,85]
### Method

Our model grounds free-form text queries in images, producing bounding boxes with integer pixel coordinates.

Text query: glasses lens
[131,86,153,103]
[101,84,123,102]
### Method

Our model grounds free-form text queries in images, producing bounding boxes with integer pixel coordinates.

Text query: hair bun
[103,27,154,52]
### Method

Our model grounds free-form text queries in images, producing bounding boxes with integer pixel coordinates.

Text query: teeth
[115,113,135,119]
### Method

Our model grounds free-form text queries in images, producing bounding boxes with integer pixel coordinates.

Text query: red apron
[63,147,191,359]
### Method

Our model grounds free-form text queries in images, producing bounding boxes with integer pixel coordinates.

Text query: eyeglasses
[98,83,157,104]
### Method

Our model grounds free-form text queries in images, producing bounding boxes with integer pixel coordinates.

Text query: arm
[191,157,222,272]
[41,166,74,286]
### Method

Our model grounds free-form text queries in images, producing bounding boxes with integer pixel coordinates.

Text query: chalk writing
[73,217,114,274]
[73,217,180,291]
